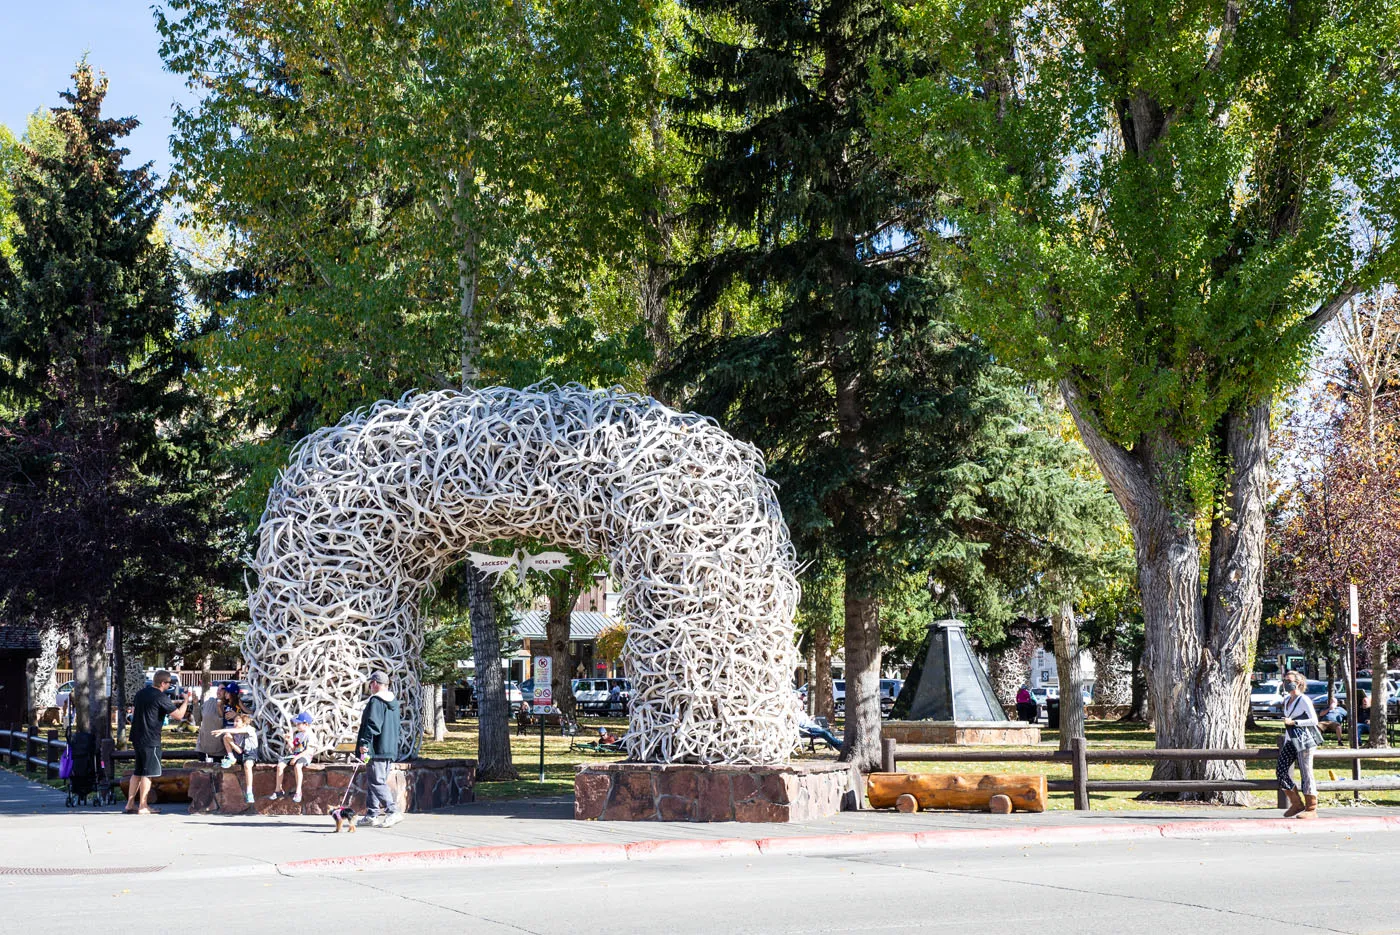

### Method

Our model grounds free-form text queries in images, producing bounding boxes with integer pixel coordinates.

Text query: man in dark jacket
[355,670,402,827]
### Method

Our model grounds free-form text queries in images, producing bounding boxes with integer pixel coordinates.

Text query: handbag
[58,746,73,779]
[1283,696,1324,749]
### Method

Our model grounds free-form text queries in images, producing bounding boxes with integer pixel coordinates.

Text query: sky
[0,1,192,177]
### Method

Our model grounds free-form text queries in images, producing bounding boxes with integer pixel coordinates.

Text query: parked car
[879,679,903,715]
[1250,679,1284,716]
[572,678,632,714]
[833,679,846,715]
[505,681,523,706]
[1262,680,1330,718]
[1333,677,1400,716]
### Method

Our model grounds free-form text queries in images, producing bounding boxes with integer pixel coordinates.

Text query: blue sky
[0,1,191,176]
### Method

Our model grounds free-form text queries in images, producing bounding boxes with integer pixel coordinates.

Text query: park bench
[800,716,840,752]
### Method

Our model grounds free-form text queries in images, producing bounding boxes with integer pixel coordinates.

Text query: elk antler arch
[245,385,801,764]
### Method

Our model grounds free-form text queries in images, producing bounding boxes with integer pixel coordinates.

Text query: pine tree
[667,0,1002,768]
[0,65,225,735]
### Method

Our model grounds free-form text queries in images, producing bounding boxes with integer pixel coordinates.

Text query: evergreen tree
[0,65,226,735]
[669,0,1027,767]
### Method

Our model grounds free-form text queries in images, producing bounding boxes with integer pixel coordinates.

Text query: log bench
[118,768,194,804]
[866,772,1047,813]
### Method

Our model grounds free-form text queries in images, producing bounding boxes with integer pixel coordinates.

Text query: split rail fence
[0,723,201,785]
[880,737,1400,810]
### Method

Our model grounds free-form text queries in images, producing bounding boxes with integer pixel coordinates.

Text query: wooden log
[118,770,193,803]
[866,772,1047,813]
[988,794,1013,814]
[895,793,919,813]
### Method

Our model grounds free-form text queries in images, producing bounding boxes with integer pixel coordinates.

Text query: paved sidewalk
[3,765,1398,877]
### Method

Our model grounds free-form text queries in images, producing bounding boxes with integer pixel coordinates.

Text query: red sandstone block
[575,771,611,820]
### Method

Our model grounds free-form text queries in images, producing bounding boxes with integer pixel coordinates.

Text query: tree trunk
[1091,641,1132,706]
[1065,385,1270,802]
[1125,644,1149,722]
[813,620,835,723]
[200,650,213,698]
[838,564,882,772]
[113,622,128,746]
[1370,632,1389,748]
[444,682,456,724]
[422,683,446,742]
[546,575,582,718]
[463,565,517,781]
[73,623,110,738]
[1051,600,1086,751]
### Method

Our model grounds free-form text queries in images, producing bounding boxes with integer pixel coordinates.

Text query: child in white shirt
[212,712,259,804]
[270,711,317,804]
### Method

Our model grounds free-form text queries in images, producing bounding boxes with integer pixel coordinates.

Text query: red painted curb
[275,814,1400,874]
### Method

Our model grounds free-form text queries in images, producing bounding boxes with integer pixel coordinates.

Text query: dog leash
[337,756,365,810]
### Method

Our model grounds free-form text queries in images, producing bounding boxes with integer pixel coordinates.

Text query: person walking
[355,670,402,828]
[1015,684,1038,724]
[1277,670,1323,820]
[125,670,192,814]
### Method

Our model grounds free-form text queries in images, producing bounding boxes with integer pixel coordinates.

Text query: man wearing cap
[355,670,402,827]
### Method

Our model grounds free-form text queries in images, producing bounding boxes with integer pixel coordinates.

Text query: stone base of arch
[574,761,860,822]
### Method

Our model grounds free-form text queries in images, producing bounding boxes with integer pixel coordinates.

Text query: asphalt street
[4,828,1395,935]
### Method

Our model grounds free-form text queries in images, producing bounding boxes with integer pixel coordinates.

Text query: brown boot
[1295,794,1319,819]
[1282,789,1304,818]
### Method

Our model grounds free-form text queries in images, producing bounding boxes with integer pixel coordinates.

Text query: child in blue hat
[269,711,317,804]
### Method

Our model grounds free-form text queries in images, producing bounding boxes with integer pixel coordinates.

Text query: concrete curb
[275,814,1400,874]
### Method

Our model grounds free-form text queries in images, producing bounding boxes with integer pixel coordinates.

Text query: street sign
[532,655,552,714]
[1350,583,1360,636]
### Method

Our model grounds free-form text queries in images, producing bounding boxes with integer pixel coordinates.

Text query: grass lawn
[420,716,630,800]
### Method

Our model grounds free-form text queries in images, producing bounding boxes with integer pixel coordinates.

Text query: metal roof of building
[512,610,618,641]
[0,623,43,653]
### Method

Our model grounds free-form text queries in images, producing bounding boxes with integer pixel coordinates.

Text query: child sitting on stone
[269,711,317,804]
[213,712,259,804]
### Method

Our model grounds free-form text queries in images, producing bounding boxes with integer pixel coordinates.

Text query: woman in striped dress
[1277,670,1323,819]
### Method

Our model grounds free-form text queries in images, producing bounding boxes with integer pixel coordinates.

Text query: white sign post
[533,655,552,781]
[533,656,553,714]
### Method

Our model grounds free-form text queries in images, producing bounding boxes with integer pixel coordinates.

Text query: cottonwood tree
[160,0,658,779]
[876,0,1400,796]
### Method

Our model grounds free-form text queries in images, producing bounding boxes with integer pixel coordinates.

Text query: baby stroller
[63,730,113,807]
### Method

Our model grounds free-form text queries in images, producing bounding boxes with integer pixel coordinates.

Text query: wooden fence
[55,669,239,687]
[881,737,1400,810]
[0,723,202,786]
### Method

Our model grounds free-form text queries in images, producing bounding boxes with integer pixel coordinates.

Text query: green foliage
[872,0,1400,514]
[667,0,1129,648]
[158,0,663,525]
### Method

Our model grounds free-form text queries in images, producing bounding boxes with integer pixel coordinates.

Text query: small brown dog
[330,806,357,832]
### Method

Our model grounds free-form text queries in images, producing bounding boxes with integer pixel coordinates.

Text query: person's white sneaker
[366,814,387,827]
[381,812,404,828]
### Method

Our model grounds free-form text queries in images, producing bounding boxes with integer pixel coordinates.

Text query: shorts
[278,752,312,767]
[231,747,258,765]
[133,746,162,778]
